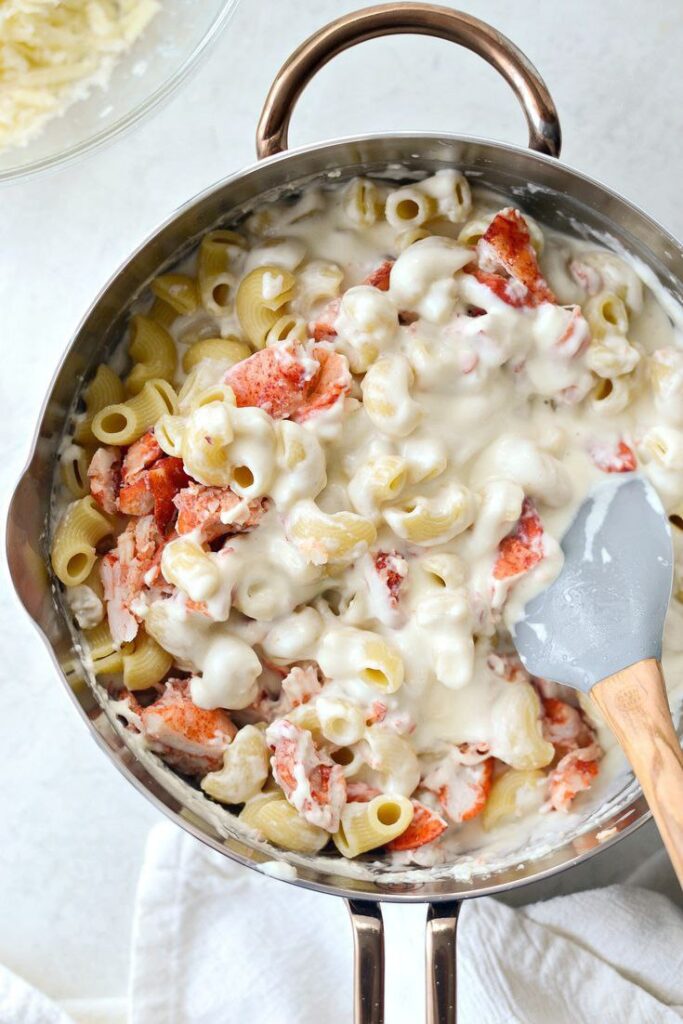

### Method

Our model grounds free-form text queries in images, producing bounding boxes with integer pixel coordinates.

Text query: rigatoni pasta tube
[60,445,92,498]
[92,378,178,446]
[385,186,436,229]
[73,364,125,444]
[51,497,114,587]
[198,230,246,314]
[333,795,413,858]
[343,177,383,226]
[317,627,404,694]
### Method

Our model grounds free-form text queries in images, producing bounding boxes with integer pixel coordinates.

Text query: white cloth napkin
[125,822,683,1024]
[0,969,125,1024]
[5,820,683,1024]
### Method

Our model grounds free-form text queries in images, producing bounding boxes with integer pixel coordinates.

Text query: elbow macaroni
[52,173,678,863]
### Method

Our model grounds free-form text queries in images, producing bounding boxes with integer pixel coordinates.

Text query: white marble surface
[2,0,683,1007]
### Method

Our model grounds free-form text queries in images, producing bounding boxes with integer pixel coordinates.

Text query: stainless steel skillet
[7,5,683,1021]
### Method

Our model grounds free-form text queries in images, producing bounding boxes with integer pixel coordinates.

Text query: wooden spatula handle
[592,659,683,886]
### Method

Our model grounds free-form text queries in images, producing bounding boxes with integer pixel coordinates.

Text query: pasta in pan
[50,171,683,866]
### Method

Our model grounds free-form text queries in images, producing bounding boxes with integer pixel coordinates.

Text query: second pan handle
[256,3,561,159]
[346,899,462,1024]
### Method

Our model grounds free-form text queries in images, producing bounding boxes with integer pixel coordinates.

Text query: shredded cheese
[0,0,160,150]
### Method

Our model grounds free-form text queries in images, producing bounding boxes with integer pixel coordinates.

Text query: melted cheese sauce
[58,173,683,869]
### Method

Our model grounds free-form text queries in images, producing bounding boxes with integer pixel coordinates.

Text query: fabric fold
[127,824,683,1024]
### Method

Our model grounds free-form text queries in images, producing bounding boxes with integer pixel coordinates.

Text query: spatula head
[512,474,673,693]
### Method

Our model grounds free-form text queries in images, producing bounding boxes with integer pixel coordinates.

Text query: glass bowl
[0,0,239,184]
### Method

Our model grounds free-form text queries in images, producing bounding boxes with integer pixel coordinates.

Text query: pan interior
[16,133,683,901]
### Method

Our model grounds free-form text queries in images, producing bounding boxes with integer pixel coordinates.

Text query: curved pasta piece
[201,725,270,805]
[482,769,546,830]
[51,496,115,587]
[74,364,125,445]
[125,316,178,396]
[122,628,173,691]
[239,793,329,854]
[150,273,199,316]
[182,336,251,374]
[92,379,178,447]
[334,794,414,858]
[236,265,296,349]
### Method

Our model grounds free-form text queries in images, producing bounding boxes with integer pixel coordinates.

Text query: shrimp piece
[386,801,447,852]
[363,259,394,291]
[423,754,494,824]
[542,697,596,760]
[371,550,407,609]
[225,341,320,419]
[476,208,555,306]
[266,719,347,831]
[100,516,168,645]
[589,439,637,473]
[174,482,267,542]
[140,679,236,776]
[493,497,544,580]
[148,457,190,531]
[292,348,351,422]
[310,298,341,342]
[87,446,121,515]
[545,745,601,812]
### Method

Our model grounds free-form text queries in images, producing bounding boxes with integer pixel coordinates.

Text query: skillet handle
[346,900,385,1023]
[426,901,461,1024]
[346,899,461,1023]
[256,3,561,159]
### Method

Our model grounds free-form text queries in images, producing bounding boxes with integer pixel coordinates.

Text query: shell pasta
[50,171,683,867]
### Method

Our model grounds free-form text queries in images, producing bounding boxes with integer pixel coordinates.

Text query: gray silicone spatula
[512,473,683,884]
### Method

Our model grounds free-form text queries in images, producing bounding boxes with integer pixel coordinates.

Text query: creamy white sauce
[258,860,299,881]
[56,172,683,878]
